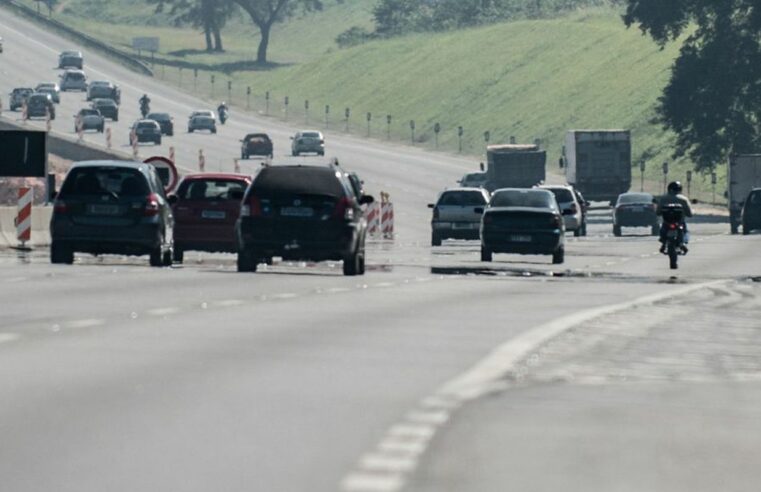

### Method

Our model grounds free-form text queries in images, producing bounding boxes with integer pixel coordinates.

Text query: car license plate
[452,223,474,230]
[88,204,121,215]
[510,234,532,243]
[281,207,314,217]
[202,210,226,220]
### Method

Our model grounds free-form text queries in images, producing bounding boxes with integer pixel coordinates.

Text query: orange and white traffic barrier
[169,146,175,163]
[198,149,206,172]
[45,108,52,132]
[366,201,381,236]
[234,158,240,173]
[21,101,28,123]
[380,192,394,239]
[76,116,84,142]
[15,187,32,246]
[106,127,112,149]
[130,130,138,158]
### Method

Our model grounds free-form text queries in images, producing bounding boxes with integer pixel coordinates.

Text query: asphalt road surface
[2,10,761,492]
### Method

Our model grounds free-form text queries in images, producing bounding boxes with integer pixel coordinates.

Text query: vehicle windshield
[490,189,556,209]
[618,193,653,205]
[438,191,487,206]
[177,179,247,201]
[60,167,148,198]
[148,113,169,121]
[81,109,99,116]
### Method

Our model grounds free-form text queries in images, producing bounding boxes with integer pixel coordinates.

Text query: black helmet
[667,181,683,194]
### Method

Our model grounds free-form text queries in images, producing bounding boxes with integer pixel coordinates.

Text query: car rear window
[252,167,346,197]
[148,113,169,121]
[618,193,653,205]
[137,122,157,129]
[66,73,84,80]
[438,191,486,206]
[547,188,574,203]
[81,109,99,116]
[60,167,149,198]
[177,179,247,201]
[302,132,321,138]
[491,189,556,209]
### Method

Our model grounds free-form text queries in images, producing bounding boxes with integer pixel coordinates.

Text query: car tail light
[240,196,262,217]
[669,222,678,230]
[53,200,68,214]
[144,193,160,217]
[333,196,355,220]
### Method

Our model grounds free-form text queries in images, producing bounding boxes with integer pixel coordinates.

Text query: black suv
[50,161,174,266]
[26,93,55,119]
[235,164,374,275]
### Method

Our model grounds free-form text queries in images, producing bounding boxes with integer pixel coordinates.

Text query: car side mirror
[230,189,245,201]
[474,207,484,214]
[427,203,435,209]
[167,195,179,205]
[359,195,374,205]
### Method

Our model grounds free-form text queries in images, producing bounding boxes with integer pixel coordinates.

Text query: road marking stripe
[341,472,405,492]
[272,293,298,300]
[0,333,21,344]
[360,454,418,473]
[64,319,105,329]
[377,439,427,456]
[213,299,245,307]
[147,307,180,316]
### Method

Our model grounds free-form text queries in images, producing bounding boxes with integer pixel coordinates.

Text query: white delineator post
[169,146,175,163]
[76,115,84,142]
[21,101,28,124]
[234,158,240,173]
[16,187,32,247]
[106,127,112,149]
[45,107,52,132]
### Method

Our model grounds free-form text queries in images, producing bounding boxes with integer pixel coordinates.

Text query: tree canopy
[624,0,761,170]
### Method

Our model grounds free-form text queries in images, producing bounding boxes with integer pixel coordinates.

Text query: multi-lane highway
[2,9,761,492]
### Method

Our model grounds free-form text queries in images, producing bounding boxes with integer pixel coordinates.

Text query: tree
[233,0,323,64]
[150,0,236,52]
[623,0,761,171]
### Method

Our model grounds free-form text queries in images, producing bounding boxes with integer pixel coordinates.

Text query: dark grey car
[291,131,325,156]
[50,161,174,266]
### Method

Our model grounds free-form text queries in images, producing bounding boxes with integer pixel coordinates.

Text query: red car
[168,173,251,262]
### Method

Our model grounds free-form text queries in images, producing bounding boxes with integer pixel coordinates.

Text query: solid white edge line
[341,279,726,492]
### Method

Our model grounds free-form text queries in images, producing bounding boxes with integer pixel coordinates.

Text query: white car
[538,185,586,236]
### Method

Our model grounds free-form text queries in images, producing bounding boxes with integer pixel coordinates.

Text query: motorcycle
[661,203,686,270]
[218,107,228,125]
[140,101,150,118]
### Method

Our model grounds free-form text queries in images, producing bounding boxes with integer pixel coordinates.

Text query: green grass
[17,0,376,65]
[14,2,726,201]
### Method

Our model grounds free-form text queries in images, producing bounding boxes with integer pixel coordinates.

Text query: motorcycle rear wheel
[668,242,678,270]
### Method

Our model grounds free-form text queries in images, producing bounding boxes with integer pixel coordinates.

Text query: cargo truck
[728,154,761,234]
[484,144,546,192]
[561,130,631,203]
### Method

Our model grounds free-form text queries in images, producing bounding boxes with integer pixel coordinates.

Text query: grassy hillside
[16,0,377,65]
[154,9,718,198]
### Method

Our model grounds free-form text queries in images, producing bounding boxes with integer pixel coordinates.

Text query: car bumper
[432,222,481,240]
[482,229,563,255]
[51,220,162,255]
[615,212,658,227]
[237,221,359,261]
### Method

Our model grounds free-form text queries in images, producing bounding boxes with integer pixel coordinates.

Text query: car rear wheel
[149,247,164,267]
[50,242,74,264]
[343,249,362,276]
[431,232,442,247]
[573,227,581,237]
[292,151,299,157]
[480,246,492,262]
[188,128,194,133]
[613,225,622,237]
[743,224,750,235]
[552,247,565,265]
[237,249,257,272]
[731,222,739,234]
[173,247,184,264]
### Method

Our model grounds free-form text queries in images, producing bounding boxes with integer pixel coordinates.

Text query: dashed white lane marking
[5,277,27,283]
[340,279,726,492]
[147,307,181,316]
[271,293,298,300]
[0,333,21,344]
[326,287,351,294]
[213,299,245,307]
[64,319,105,329]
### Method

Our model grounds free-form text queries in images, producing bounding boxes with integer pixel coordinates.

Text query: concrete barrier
[0,206,51,248]
[0,117,132,163]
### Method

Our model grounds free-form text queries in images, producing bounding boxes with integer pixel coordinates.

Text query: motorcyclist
[139,94,151,116]
[657,180,693,254]
[217,102,228,122]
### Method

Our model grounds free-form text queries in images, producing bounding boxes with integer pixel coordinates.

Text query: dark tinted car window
[61,167,149,198]
[491,190,555,209]
[148,113,170,122]
[438,191,486,206]
[178,179,247,201]
[749,191,761,205]
[137,122,157,129]
[618,193,653,205]
[252,167,346,197]
[547,188,574,203]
